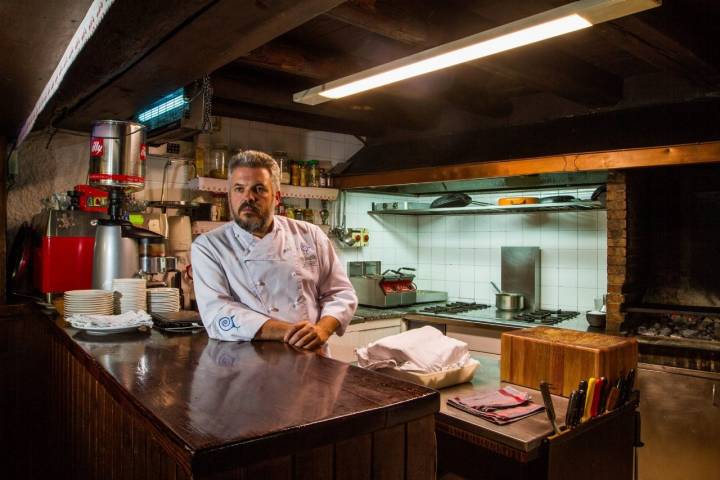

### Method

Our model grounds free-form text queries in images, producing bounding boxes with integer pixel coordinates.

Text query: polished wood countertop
[46,315,439,470]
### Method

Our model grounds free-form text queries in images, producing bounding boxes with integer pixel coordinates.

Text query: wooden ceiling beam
[212,98,383,137]
[594,17,720,87]
[50,0,346,131]
[236,41,514,118]
[333,141,720,189]
[212,70,442,132]
[326,0,623,107]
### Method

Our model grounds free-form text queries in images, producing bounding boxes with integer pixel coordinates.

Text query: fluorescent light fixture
[294,0,661,105]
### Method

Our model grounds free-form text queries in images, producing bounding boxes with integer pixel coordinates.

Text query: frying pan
[430,193,491,208]
[539,195,576,204]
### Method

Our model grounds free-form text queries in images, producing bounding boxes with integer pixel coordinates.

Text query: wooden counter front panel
[45,331,436,480]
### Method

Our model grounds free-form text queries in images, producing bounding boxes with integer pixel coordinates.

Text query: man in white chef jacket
[191,150,357,350]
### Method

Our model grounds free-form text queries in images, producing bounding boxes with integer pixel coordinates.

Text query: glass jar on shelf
[273,151,291,184]
[319,200,330,225]
[319,168,328,187]
[290,161,301,186]
[299,161,308,187]
[210,194,228,221]
[303,199,314,224]
[194,133,210,177]
[293,208,304,221]
[307,160,319,187]
[208,144,229,179]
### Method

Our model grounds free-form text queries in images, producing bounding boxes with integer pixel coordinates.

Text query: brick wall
[605,171,642,332]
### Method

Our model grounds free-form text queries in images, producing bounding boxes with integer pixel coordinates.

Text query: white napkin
[355,326,470,373]
[68,310,153,329]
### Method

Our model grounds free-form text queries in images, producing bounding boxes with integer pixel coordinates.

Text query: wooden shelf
[188,177,339,200]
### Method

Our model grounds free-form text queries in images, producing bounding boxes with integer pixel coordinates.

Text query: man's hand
[284,316,339,350]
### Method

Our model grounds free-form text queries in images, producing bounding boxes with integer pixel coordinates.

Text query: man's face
[228,167,280,235]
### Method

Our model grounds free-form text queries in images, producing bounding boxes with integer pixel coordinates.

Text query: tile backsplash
[338,188,607,312]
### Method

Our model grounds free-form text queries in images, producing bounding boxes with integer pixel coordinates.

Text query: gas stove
[420,302,492,314]
[415,302,580,327]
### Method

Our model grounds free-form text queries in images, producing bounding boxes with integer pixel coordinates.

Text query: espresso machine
[89,120,165,291]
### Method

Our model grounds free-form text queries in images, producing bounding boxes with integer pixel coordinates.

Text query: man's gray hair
[228,150,281,193]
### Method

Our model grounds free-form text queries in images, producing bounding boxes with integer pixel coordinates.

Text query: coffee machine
[89,120,165,291]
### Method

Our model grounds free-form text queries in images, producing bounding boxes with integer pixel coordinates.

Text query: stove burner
[513,309,580,324]
[421,302,492,314]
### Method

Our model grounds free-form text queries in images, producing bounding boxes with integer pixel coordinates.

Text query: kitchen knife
[606,385,620,411]
[582,377,596,423]
[540,381,562,435]
[598,377,610,414]
[572,389,586,426]
[621,368,636,405]
[591,378,604,417]
[565,390,578,427]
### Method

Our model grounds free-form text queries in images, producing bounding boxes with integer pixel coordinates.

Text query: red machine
[74,184,108,213]
[32,210,98,295]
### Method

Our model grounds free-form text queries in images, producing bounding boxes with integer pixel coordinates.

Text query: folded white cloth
[355,326,470,373]
[68,310,153,329]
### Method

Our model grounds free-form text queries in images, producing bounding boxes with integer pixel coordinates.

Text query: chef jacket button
[270,307,279,312]
[290,272,297,277]
[257,281,265,287]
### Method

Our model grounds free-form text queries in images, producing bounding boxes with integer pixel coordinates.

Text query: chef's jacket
[191,217,357,341]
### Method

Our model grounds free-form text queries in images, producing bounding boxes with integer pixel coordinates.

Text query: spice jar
[195,133,210,177]
[290,161,301,186]
[208,145,229,179]
[293,208,304,221]
[298,161,307,187]
[307,160,319,187]
[286,208,295,220]
[210,194,228,221]
[273,151,291,184]
[320,200,330,225]
[319,168,328,187]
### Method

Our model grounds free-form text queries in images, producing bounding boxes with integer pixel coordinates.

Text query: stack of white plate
[147,287,181,313]
[63,290,114,318]
[112,278,147,313]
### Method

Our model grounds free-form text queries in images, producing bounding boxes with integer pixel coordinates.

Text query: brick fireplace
[605,165,720,366]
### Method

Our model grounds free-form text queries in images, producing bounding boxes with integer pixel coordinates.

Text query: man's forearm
[254,318,295,341]
[316,316,340,337]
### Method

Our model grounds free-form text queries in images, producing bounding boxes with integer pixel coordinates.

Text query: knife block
[500,327,638,397]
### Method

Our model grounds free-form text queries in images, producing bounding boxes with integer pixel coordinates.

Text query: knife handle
[582,377,596,422]
[591,378,604,417]
[598,377,610,414]
[572,389,585,427]
[565,391,578,427]
[606,386,620,411]
[540,381,561,435]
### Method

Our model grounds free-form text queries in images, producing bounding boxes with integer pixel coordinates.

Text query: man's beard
[232,202,270,234]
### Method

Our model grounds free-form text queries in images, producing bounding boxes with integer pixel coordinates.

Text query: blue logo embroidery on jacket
[218,315,238,331]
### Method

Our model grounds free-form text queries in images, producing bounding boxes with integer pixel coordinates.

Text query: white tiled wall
[336,192,420,274]
[341,187,607,312]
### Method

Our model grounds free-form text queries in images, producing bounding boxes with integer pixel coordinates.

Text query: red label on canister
[140,144,147,161]
[90,138,104,157]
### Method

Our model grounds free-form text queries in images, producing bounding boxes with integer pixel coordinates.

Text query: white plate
[74,325,145,335]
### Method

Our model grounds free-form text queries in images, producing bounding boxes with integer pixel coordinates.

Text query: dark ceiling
[6,0,720,156]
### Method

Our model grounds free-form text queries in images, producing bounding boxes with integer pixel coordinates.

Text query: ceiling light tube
[294,0,660,105]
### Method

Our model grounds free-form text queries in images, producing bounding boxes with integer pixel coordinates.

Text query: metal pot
[491,281,525,311]
[496,292,525,311]
[89,120,147,192]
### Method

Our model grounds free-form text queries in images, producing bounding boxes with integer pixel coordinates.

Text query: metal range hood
[343,171,608,196]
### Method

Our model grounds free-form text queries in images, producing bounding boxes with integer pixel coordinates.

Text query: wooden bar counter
[3,306,438,480]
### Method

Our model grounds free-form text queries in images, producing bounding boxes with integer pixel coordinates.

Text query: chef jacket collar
[231,217,280,248]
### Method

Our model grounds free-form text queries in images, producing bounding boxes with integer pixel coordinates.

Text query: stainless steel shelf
[368,201,605,216]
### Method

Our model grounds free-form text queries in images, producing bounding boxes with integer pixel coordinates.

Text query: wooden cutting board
[500,327,638,397]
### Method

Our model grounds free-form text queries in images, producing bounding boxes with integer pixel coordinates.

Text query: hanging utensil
[430,192,491,209]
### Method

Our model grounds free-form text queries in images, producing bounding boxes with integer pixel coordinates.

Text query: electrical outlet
[348,228,369,247]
